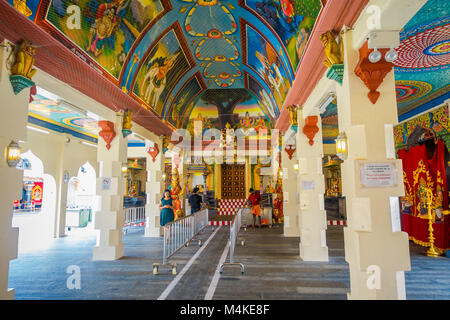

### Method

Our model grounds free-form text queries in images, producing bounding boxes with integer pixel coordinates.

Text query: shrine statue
[272,178,284,224]
[320,31,343,68]
[10,40,37,80]
[287,105,298,126]
[169,166,184,220]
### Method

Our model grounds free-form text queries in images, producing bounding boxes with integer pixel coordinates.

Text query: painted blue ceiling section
[119,0,294,97]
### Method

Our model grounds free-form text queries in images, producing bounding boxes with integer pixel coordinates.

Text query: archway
[12,150,56,253]
[65,162,97,237]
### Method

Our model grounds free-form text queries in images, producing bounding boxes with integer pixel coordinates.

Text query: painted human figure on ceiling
[86,0,131,57]
[141,53,180,108]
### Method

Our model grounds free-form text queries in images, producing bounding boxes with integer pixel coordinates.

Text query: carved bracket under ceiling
[148,143,159,163]
[354,42,394,104]
[302,115,319,146]
[98,120,116,150]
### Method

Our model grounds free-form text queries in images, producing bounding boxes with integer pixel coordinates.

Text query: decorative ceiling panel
[394,0,450,121]
[10,0,321,130]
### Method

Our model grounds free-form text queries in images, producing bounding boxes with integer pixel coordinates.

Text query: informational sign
[301,180,315,190]
[360,162,398,188]
[101,178,111,191]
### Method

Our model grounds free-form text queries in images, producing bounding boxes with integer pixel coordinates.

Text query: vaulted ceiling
[2,0,446,142]
[4,0,325,131]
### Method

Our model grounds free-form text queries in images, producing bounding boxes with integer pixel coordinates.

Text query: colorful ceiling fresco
[186,88,272,134]
[240,0,324,71]
[320,0,449,143]
[28,92,99,142]
[10,0,326,130]
[394,0,450,121]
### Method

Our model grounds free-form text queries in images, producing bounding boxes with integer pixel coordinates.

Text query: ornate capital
[98,120,116,150]
[148,143,159,163]
[354,42,394,104]
[284,144,296,160]
[302,116,319,146]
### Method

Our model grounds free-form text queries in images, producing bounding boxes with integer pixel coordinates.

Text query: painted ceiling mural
[10,0,325,131]
[28,93,99,142]
[320,0,449,144]
[394,0,450,121]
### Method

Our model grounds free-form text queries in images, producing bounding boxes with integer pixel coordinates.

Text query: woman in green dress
[159,190,174,226]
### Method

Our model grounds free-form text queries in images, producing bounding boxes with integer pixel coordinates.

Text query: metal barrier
[123,207,146,235]
[219,208,245,275]
[153,208,210,275]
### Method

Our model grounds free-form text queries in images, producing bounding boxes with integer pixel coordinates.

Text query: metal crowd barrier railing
[219,208,245,275]
[123,207,146,234]
[153,208,209,275]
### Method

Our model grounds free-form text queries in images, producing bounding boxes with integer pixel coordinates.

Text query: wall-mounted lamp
[384,47,398,63]
[162,173,167,180]
[121,165,128,174]
[294,163,299,171]
[335,132,348,160]
[6,140,21,167]
[368,47,382,63]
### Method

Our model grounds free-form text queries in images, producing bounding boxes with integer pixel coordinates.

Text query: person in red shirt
[247,188,262,228]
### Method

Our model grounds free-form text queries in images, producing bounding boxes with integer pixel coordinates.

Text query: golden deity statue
[320,31,343,68]
[287,105,298,126]
[10,40,37,80]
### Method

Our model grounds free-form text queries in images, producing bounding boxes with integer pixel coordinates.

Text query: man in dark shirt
[188,187,203,215]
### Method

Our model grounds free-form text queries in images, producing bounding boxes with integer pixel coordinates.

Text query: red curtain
[398,139,449,250]
[398,139,448,217]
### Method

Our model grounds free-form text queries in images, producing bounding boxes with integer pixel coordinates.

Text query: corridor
[8,225,450,300]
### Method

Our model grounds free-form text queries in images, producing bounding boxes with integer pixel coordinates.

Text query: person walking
[188,187,203,215]
[247,188,262,228]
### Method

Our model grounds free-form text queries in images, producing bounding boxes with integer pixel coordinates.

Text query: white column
[0,42,29,299]
[281,127,299,237]
[144,138,164,237]
[336,29,410,299]
[297,109,328,261]
[93,114,127,260]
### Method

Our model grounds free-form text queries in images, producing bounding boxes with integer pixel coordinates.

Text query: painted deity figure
[87,0,130,57]
[142,53,179,109]
[240,112,255,129]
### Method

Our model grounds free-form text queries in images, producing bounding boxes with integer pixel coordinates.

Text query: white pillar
[297,109,329,261]
[93,114,127,260]
[0,42,29,299]
[144,138,164,237]
[336,29,410,299]
[281,127,299,237]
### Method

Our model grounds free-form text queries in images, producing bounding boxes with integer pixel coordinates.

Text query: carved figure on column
[320,31,343,68]
[8,40,37,94]
[121,109,133,137]
[169,166,184,220]
[287,105,298,127]
[273,169,283,224]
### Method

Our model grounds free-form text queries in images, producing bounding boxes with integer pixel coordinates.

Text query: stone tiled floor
[7,224,450,300]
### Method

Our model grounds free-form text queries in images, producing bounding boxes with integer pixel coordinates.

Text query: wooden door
[221,164,246,199]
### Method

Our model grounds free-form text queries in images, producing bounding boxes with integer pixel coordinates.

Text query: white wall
[20,128,98,237]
